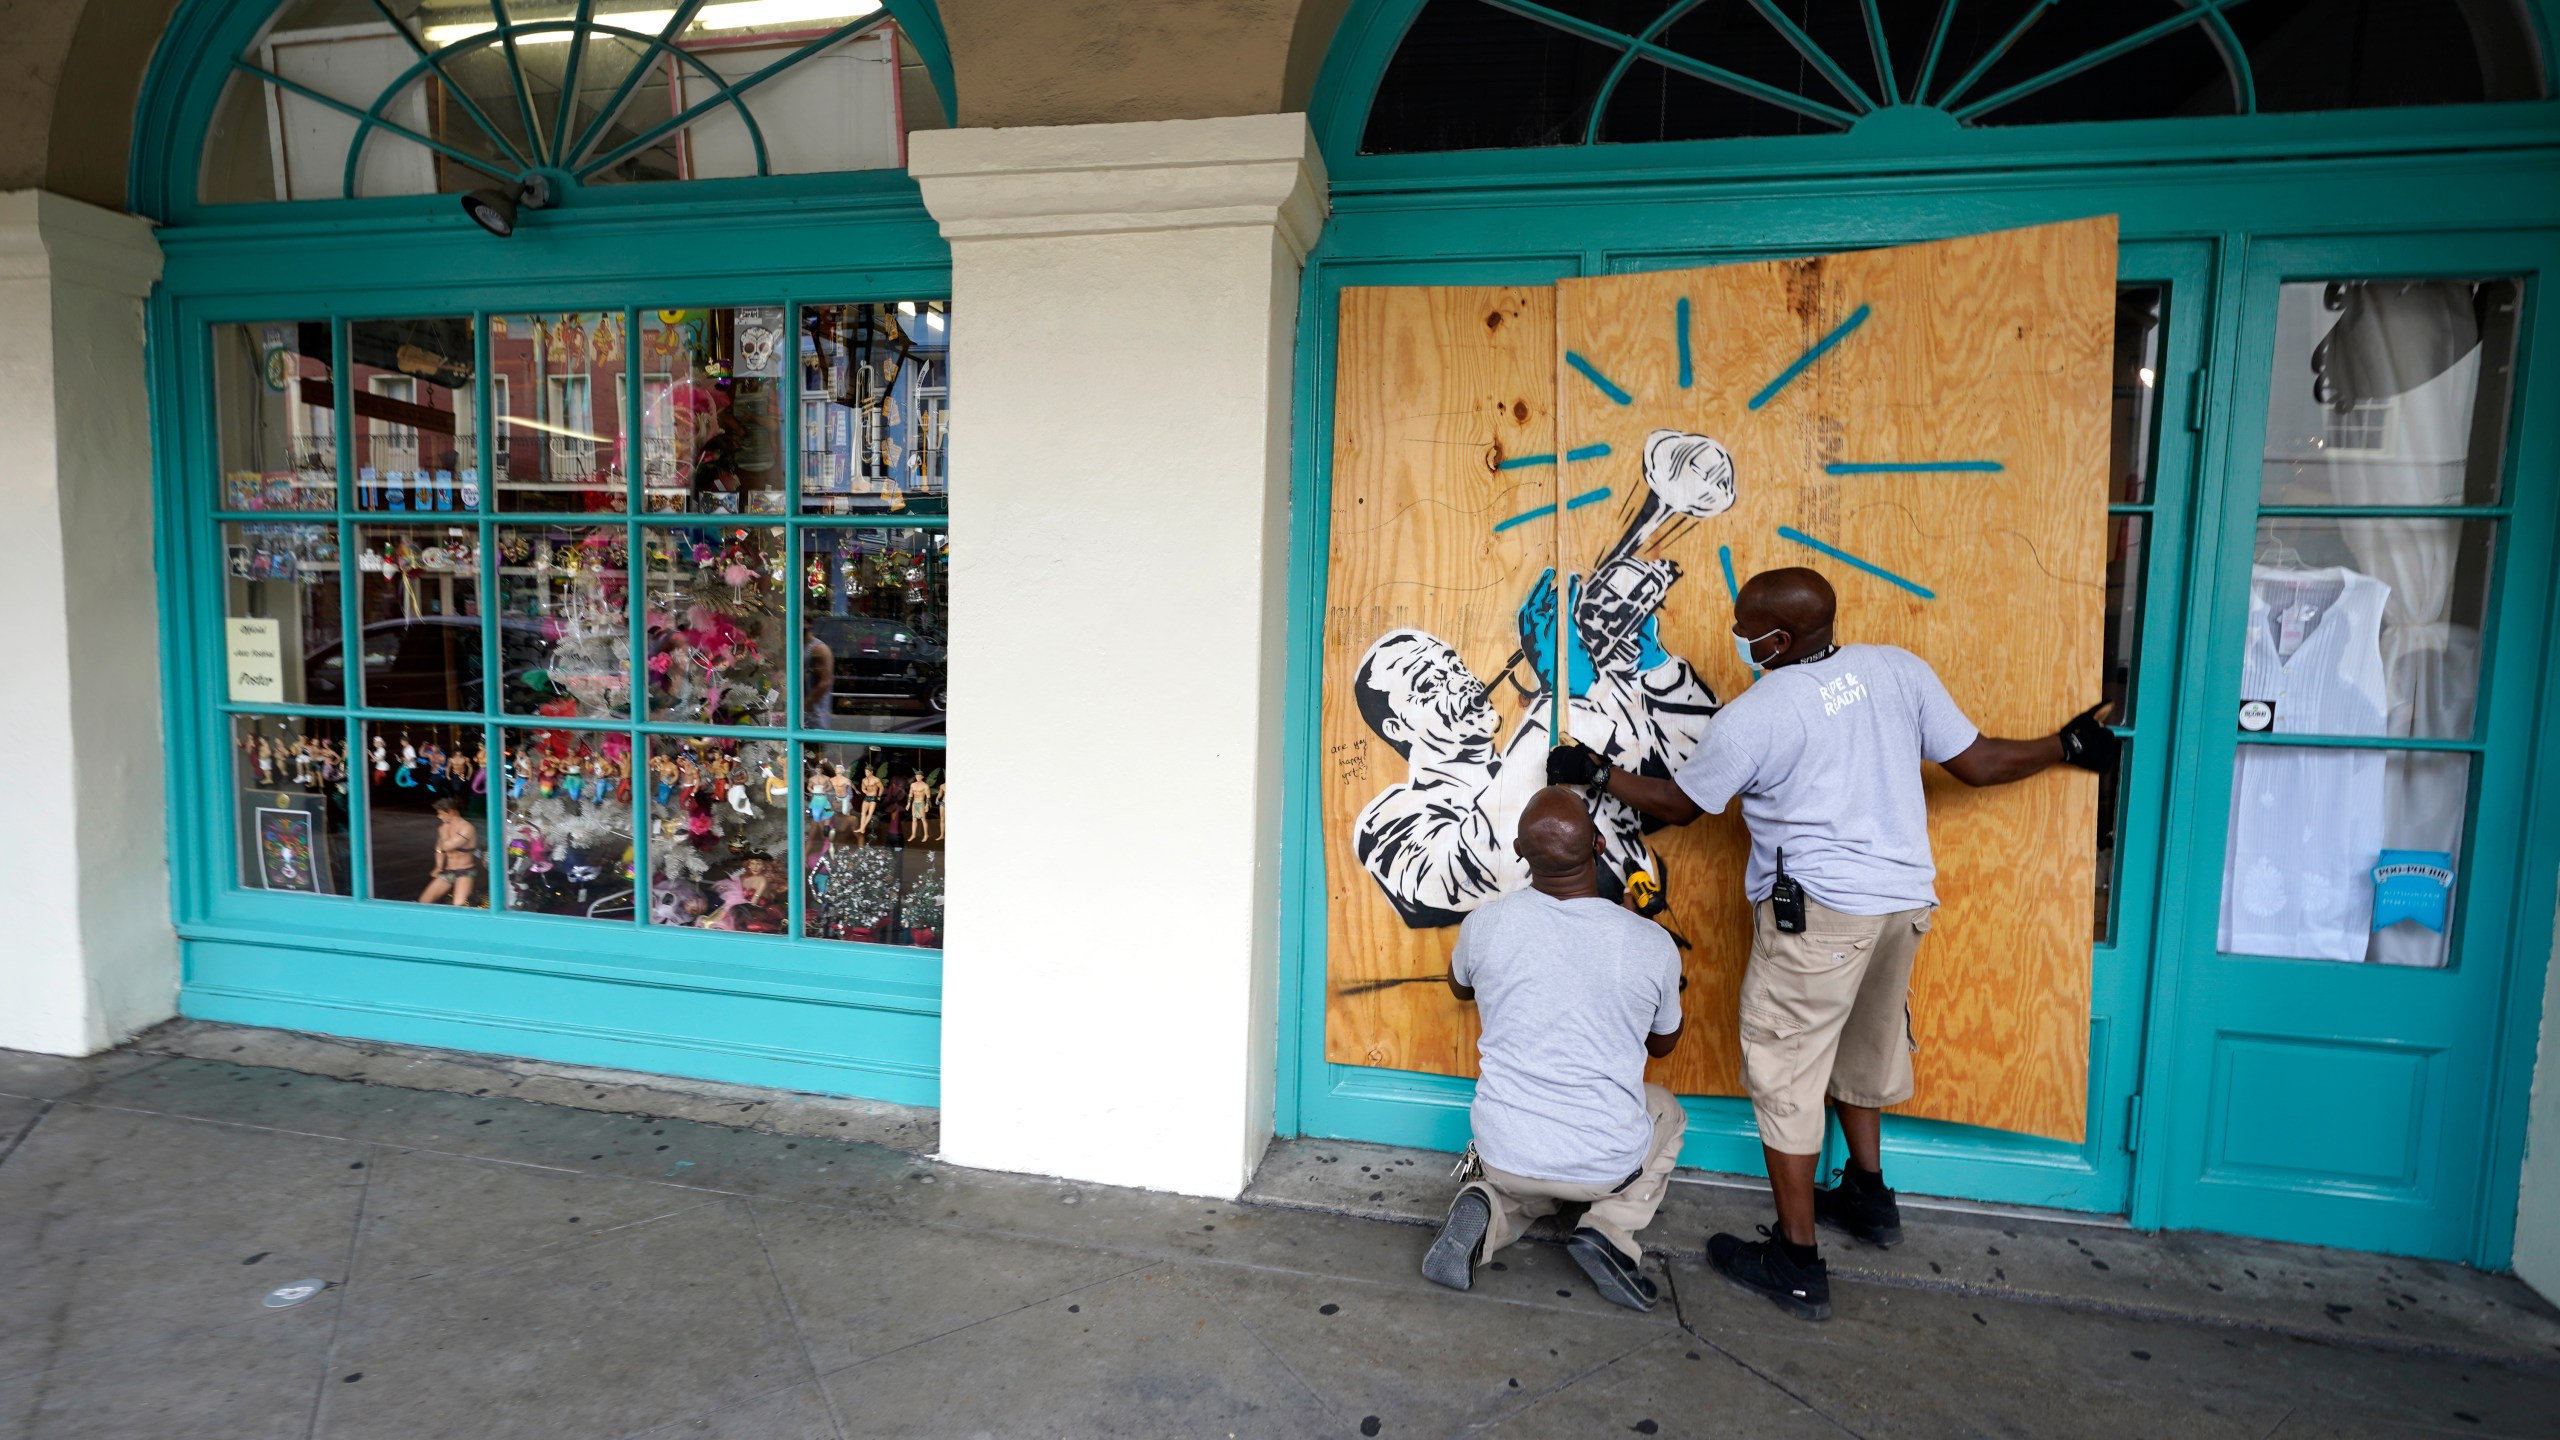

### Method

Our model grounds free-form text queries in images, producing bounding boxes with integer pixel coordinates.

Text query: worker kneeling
[1422,786,1686,1311]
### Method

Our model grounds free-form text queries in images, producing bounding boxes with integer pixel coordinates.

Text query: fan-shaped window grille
[1362,0,2549,154]
[200,0,944,203]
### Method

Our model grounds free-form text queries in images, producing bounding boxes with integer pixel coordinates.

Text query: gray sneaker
[1566,1229,1659,1311]
[1422,1190,1491,1290]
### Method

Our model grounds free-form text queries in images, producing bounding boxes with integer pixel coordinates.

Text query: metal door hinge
[2185,368,2210,432]
[2125,1095,2144,1152]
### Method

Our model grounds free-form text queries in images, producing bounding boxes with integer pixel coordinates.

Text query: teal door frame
[134,0,958,1104]
[1278,0,2560,1261]
[2140,228,2560,1264]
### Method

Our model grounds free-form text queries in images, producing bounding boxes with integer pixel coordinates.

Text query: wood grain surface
[1319,222,2112,1144]
[1554,218,2115,1142]
[1321,285,1557,1076]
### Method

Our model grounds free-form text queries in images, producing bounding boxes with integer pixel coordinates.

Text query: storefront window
[801,526,946,733]
[225,521,342,705]
[214,321,335,511]
[643,525,790,726]
[494,313,627,512]
[641,308,787,513]
[352,317,478,512]
[353,524,485,711]
[367,720,490,906]
[233,715,353,895]
[208,297,949,950]
[501,724,635,920]
[801,741,943,948]
[800,302,950,515]
[2095,283,2166,941]
[2218,277,2520,967]
[646,734,791,930]
[498,524,632,717]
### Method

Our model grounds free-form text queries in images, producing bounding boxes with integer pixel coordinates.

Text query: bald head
[1735,567,1837,666]
[1515,785,1601,879]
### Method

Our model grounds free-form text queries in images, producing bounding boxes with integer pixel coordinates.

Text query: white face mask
[1733,626,1782,669]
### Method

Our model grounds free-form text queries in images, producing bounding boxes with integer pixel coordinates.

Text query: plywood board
[1321,285,1560,1076]
[1552,219,2115,1142]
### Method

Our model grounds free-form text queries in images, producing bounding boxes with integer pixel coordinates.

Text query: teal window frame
[1278,0,2560,1266]
[135,0,959,1104]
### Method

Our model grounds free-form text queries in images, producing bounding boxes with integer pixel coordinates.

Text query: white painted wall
[910,115,1323,1197]
[0,191,176,1055]
[2515,882,2560,1302]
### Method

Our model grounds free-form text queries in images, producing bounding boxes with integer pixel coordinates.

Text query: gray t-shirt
[1452,888,1682,1184]
[1672,644,1979,915]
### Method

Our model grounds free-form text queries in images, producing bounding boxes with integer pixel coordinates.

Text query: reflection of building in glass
[800,302,951,514]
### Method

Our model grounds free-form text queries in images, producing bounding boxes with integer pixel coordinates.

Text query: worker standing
[1548,567,2115,1321]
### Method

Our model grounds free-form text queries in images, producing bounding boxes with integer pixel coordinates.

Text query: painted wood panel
[1553,219,2115,1141]
[1321,285,1558,1076]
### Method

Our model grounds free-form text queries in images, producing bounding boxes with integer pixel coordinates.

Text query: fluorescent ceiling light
[424,0,877,46]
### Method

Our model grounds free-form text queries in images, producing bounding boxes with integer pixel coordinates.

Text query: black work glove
[1547,740,1612,787]
[2057,703,2120,772]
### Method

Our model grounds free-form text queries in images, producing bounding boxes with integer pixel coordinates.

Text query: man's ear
[1381,714,1412,749]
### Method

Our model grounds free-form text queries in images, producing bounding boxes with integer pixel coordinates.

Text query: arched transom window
[1363,0,2550,154]
[202,0,948,203]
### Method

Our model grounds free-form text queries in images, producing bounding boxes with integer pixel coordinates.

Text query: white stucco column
[0,191,174,1055]
[910,115,1324,1196]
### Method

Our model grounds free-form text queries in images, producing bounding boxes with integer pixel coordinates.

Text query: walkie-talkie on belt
[1770,847,1807,934]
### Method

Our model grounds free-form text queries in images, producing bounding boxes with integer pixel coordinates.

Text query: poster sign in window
[256,805,322,892]
[226,617,285,702]
[2371,849,2454,933]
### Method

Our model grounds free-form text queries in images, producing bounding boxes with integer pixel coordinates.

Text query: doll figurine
[808,764,834,822]
[761,760,787,805]
[418,796,481,908]
[933,776,946,843]
[372,735,390,780]
[907,772,932,843]
[856,765,884,837]
[829,764,853,814]
[256,737,276,786]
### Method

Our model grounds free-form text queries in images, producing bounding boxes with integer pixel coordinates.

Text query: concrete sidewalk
[3,1035,2554,1439]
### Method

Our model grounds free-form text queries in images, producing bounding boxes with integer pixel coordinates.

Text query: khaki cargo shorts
[1737,896,1934,1155]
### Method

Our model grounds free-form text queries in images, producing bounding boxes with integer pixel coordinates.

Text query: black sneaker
[1813,1172,1904,1248]
[1422,1190,1491,1291]
[1707,1226,1831,1321]
[1566,1229,1658,1312]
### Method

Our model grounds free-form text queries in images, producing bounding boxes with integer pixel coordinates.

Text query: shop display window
[214,321,336,511]
[351,317,479,513]
[644,525,788,727]
[802,742,944,949]
[365,721,491,908]
[232,715,352,895]
[497,524,631,718]
[801,527,946,733]
[640,308,785,515]
[493,313,628,513]
[210,300,950,955]
[800,302,951,516]
[352,525,485,712]
[223,522,341,706]
[645,735,791,932]
[500,725,635,921]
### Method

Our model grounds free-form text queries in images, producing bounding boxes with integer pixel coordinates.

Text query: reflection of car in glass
[806,614,946,719]
[305,617,548,710]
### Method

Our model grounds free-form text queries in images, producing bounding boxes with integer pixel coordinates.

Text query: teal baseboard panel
[181,937,940,1108]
